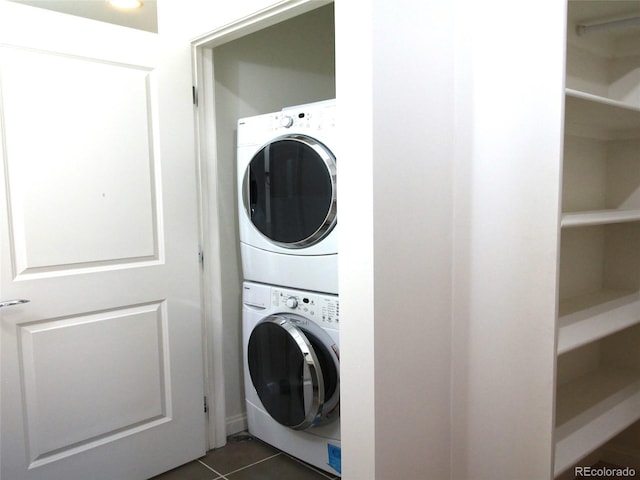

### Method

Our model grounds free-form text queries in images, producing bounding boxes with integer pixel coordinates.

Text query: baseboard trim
[226,413,248,436]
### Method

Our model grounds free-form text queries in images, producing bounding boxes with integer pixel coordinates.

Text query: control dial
[280,115,293,128]
[285,297,298,309]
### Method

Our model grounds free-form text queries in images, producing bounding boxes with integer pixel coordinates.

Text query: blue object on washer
[328,443,341,474]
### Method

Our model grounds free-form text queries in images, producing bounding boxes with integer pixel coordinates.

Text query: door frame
[191,0,333,450]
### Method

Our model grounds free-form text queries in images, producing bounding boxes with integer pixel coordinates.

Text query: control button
[285,297,298,309]
[280,115,293,128]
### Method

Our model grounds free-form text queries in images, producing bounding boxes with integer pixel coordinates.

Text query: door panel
[2,46,160,276]
[0,3,205,479]
[19,303,168,467]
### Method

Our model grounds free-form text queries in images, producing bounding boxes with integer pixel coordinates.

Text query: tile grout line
[196,459,227,479]
[203,452,283,478]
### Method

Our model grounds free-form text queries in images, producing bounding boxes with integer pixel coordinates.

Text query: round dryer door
[243,134,337,248]
[247,315,339,430]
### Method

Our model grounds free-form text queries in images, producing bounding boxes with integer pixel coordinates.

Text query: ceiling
[9,0,158,32]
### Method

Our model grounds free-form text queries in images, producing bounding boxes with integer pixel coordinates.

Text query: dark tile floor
[150,432,340,480]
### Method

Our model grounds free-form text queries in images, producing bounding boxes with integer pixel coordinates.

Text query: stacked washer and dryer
[236,100,341,476]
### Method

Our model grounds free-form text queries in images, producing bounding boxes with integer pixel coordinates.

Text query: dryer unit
[237,100,337,294]
[242,281,341,476]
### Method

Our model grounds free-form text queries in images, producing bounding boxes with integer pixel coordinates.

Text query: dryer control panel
[272,104,336,133]
[276,100,335,132]
[237,100,336,147]
[272,287,339,327]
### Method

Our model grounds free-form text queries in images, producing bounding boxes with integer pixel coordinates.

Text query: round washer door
[243,134,337,249]
[247,314,339,430]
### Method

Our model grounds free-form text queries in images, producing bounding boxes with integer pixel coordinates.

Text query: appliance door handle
[0,299,30,308]
[273,315,324,430]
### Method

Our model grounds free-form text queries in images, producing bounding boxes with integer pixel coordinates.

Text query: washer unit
[242,281,341,476]
[237,100,337,294]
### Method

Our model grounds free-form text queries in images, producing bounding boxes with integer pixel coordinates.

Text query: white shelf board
[554,366,640,476]
[557,290,640,355]
[561,209,640,228]
[565,89,640,136]
[566,89,640,112]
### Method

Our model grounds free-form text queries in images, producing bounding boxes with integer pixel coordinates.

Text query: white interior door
[0,3,206,479]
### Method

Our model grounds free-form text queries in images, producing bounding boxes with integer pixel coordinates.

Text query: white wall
[336,1,455,478]
[451,1,566,478]
[334,1,376,476]
[159,0,284,40]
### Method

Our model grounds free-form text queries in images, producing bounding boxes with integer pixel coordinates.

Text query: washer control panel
[272,287,339,327]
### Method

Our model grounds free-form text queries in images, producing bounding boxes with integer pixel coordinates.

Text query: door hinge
[192,86,198,107]
[204,396,209,414]
[198,248,204,268]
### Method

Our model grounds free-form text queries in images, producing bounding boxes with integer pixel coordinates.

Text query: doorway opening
[191,0,335,450]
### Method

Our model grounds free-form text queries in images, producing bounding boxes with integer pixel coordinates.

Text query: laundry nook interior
[198,1,336,444]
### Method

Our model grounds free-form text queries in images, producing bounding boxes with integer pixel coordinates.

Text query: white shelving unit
[555,1,640,476]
